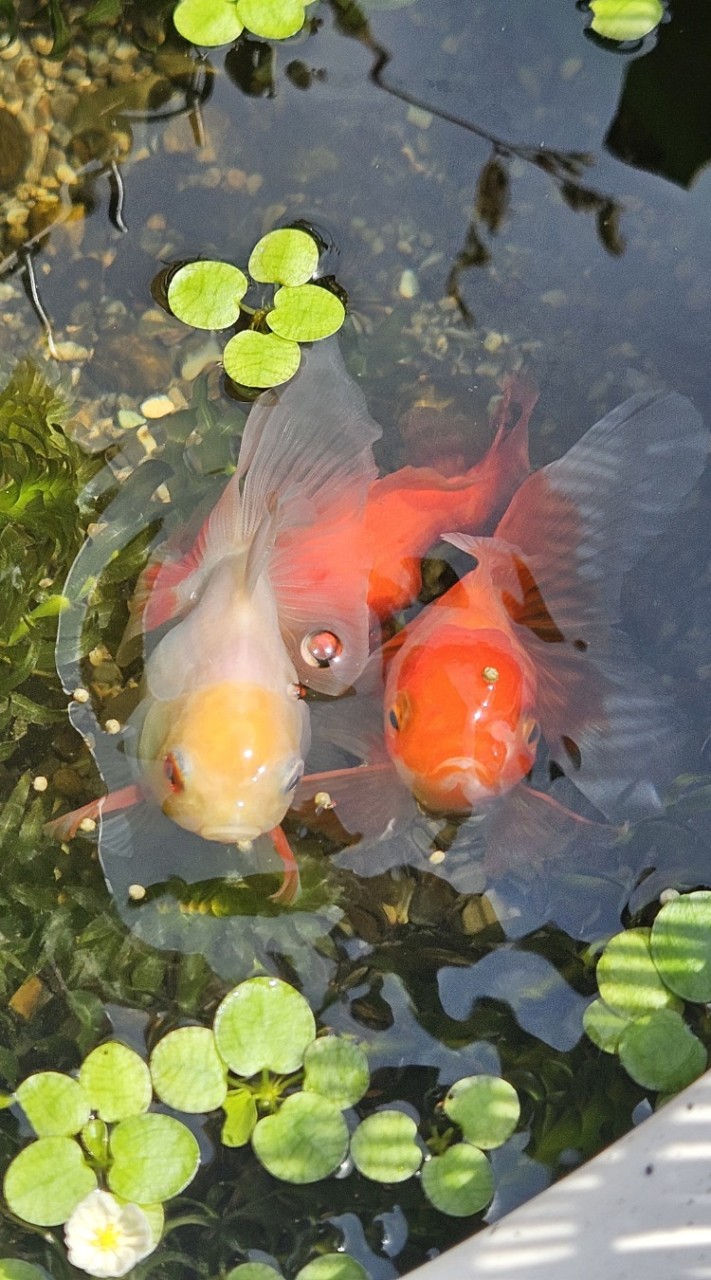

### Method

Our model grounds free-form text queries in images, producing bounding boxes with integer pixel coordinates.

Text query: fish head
[384,625,539,812]
[140,681,307,842]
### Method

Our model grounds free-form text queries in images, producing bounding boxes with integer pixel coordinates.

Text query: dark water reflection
[2,0,711,1272]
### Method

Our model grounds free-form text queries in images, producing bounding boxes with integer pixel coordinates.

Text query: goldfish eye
[388,707,400,731]
[163,751,185,793]
[301,629,343,669]
[387,691,410,733]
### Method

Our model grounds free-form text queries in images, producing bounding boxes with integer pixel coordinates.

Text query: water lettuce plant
[587,0,664,42]
[584,892,711,1093]
[173,0,317,48]
[2,976,523,1273]
[165,227,346,388]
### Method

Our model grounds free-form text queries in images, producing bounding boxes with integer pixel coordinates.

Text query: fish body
[47,341,383,899]
[298,388,708,870]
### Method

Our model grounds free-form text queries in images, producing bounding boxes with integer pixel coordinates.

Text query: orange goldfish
[46,340,382,901]
[298,389,708,868]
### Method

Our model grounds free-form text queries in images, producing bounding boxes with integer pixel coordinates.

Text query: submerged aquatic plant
[584,892,711,1093]
[1,976,524,1273]
[165,227,346,388]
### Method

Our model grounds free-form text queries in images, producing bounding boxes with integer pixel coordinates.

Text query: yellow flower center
[92,1223,122,1252]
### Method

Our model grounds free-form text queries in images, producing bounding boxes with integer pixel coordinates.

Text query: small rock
[406,105,432,129]
[117,409,146,430]
[398,268,419,300]
[140,393,175,419]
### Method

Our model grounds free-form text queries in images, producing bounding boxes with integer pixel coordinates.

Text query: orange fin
[45,783,144,841]
[267,825,300,904]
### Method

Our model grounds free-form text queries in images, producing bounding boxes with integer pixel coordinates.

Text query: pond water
[1,0,711,1276]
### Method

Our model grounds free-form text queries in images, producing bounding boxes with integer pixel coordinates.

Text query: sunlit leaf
[249,229,320,286]
[16,1072,91,1138]
[168,261,248,330]
[596,927,682,1018]
[295,1256,368,1280]
[582,998,630,1053]
[214,977,316,1074]
[267,285,346,343]
[303,1037,370,1109]
[252,1093,348,1183]
[225,1267,281,1280]
[3,1137,97,1226]
[108,1114,200,1203]
[650,891,711,1003]
[223,330,302,389]
[236,0,305,39]
[81,1118,110,1166]
[589,0,664,42]
[80,1042,153,1123]
[222,1089,258,1147]
[443,1075,520,1150]
[150,1026,228,1113]
[350,1111,422,1183]
[421,1144,495,1216]
[0,1263,51,1280]
[174,0,244,45]
[618,1009,707,1093]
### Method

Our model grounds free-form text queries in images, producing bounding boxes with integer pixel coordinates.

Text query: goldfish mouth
[202,824,263,843]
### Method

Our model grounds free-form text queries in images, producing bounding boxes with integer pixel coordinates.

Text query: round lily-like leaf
[443,1075,520,1150]
[252,1093,348,1183]
[651,891,711,1003]
[303,1037,370,1110]
[0,1264,52,1280]
[296,1256,368,1280]
[583,998,630,1054]
[222,1089,258,1147]
[3,1137,97,1226]
[168,260,248,331]
[350,1111,422,1183]
[226,1267,281,1280]
[150,1026,228,1113]
[267,285,346,343]
[174,0,244,45]
[223,330,301,390]
[16,1072,90,1138]
[421,1143,495,1217]
[618,1009,707,1094]
[236,0,305,39]
[589,0,663,41]
[214,977,316,1075]
[79,1042,152,1123]
[249,229,320,287]
[108,1113,200,1203]
[596,927,682,1019]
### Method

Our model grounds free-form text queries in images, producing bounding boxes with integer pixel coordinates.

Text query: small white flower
[64,1189,155,1278]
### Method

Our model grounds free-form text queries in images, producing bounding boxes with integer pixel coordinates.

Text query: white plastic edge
[408,1066,711,1280]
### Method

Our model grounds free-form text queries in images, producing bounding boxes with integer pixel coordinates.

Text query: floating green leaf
[650,891,711,1002]
[249,229,320,287]
[618,1009,707,1093]
[223,330,302,389]
[583,998,630,1054]
[267,285,346,343]
[296,1256,368,1280]
[16,1072,91,1138]
[252,1093,348,1183]
[150,1026,228,1113]
[3,1137,97,1226]
[596,927,682,1019]
[168,261,248,331]
[589,0,664,42]
[222,1089,258,1147]
[81,1118,110,1166]
[443,1075,520,1149]
[108,1114,200,1203]
[421,1144,495,1217]
[173,0,244,45]
[350,1111,422,1183]
[303,1037,370,1110]
[236,0,305,39]
[80,1042,152,1123]
[214,977,316,1075]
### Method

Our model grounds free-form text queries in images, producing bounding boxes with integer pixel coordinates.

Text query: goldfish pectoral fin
[44,783,144,842]
[268,826,300,904]
[295,762,414,843]
[482,785,617,876]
